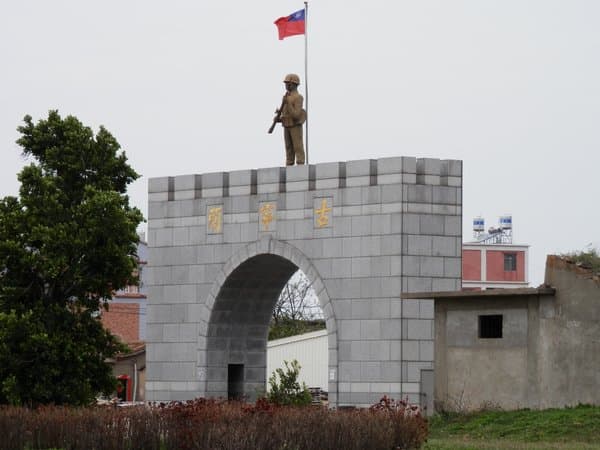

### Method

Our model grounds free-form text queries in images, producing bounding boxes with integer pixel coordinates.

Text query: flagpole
[304,1,309,164]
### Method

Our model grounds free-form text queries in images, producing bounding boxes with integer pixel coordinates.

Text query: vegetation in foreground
[267,359,313,406]
[0,397,426,450]
[425,404,600,449]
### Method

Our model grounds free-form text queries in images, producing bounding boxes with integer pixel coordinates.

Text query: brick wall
[102,302,140,344]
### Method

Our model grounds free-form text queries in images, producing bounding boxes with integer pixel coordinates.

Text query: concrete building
[405,254,600,412]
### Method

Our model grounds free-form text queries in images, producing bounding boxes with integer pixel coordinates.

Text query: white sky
[1,1,598,286]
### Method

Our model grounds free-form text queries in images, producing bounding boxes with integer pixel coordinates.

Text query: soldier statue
[269,74,306,166]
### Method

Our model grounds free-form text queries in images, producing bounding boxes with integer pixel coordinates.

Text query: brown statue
[269,74,306,166]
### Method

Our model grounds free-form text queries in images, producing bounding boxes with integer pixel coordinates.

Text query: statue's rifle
[268,95,287,134]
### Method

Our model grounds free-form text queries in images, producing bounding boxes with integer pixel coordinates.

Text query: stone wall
[145,156,462,407]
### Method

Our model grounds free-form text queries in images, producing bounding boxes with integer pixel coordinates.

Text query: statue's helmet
[283,73,301,85]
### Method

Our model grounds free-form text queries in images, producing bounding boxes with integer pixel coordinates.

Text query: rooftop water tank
[473,217,485,232]
[499,215,512,230]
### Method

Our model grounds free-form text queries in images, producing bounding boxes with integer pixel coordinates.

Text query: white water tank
[499,215,512,230]
[473,217,485,233]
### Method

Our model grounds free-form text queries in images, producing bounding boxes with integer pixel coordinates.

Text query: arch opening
[204,250,332,402]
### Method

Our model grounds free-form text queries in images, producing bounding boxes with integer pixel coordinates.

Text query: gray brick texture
[146,156,461,407]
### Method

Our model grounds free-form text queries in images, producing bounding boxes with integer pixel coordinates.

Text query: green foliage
[0,111,143,406]
[561,247,600,273]
[268,318,325,340]
[267,359,312,406]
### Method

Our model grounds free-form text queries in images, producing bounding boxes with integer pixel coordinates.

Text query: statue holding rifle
[269,74,306,166]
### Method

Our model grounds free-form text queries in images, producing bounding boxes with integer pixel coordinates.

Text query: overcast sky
[1,1,598,286]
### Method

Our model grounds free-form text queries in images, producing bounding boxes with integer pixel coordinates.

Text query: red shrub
[0,397,428,450]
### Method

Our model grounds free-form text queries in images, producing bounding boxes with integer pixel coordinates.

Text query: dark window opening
[479,315,503,339]
[504,253,517,271]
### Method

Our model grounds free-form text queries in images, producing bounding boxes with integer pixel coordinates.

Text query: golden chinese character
[207,206,223,233]
[260,203,275,230]
[315,199,332,228]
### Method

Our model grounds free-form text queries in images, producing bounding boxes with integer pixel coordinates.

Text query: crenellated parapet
[148,157,461,201]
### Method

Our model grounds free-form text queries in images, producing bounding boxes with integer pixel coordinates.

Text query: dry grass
[0,396,427,450]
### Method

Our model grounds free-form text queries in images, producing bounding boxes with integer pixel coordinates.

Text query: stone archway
[199,236,337,401]
[146,157,462,408]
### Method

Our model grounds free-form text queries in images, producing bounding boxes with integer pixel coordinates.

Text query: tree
[269,270,325,340]
[0,111,143,405]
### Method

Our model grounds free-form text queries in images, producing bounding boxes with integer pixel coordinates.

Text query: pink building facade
[462,243,528,290]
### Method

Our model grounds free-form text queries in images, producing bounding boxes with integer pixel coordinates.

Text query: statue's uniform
[280,91,305,166]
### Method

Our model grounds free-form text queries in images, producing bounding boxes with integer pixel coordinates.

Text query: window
[479,314,503,339]
[504,253,517,271]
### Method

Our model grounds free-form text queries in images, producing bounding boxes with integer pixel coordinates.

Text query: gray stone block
[381,319,402,339]
[406,235,433,256]
[174,174,197,192]
[406,319,433,340]
[444,159,462,176]
[444,215,461,236]
[419,300,434,319]
[149,192,169,202]
[405,276,433,293]
[340,361,362,382]
[286,164,311,181]
[420,215,444,235]
[381,184,402,203]
[419,340,434,361]
[346,159,372,177]
[380,235,402,256]
[402,157,417,174]
[341,187,362,206]
[257,166,281,184]
[417,158,441,176]
[149,177,170,193]
[416,174,441,186]
[351,215,371,236]
[433,186,458,205]
[432,277,458,291]
[432,236,459,257]
[316,161,343,180]
[407,185,433,203]
[444,257,461,278]
[420,256,445,277]
[341,237,361,258]
[402,341,419,360]
[360,320,381,339]
[339,320,361,340]
[377,157,403,174]
[360,362,382,380]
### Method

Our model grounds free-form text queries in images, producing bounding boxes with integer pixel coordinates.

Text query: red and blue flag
[274,9,305,40]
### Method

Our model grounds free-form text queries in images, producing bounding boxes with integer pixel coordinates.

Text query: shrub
[0,397,428,449]
[562,247,600,273]
[266,359,312,406]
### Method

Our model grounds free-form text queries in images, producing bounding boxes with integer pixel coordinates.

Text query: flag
[274,9,305,40]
